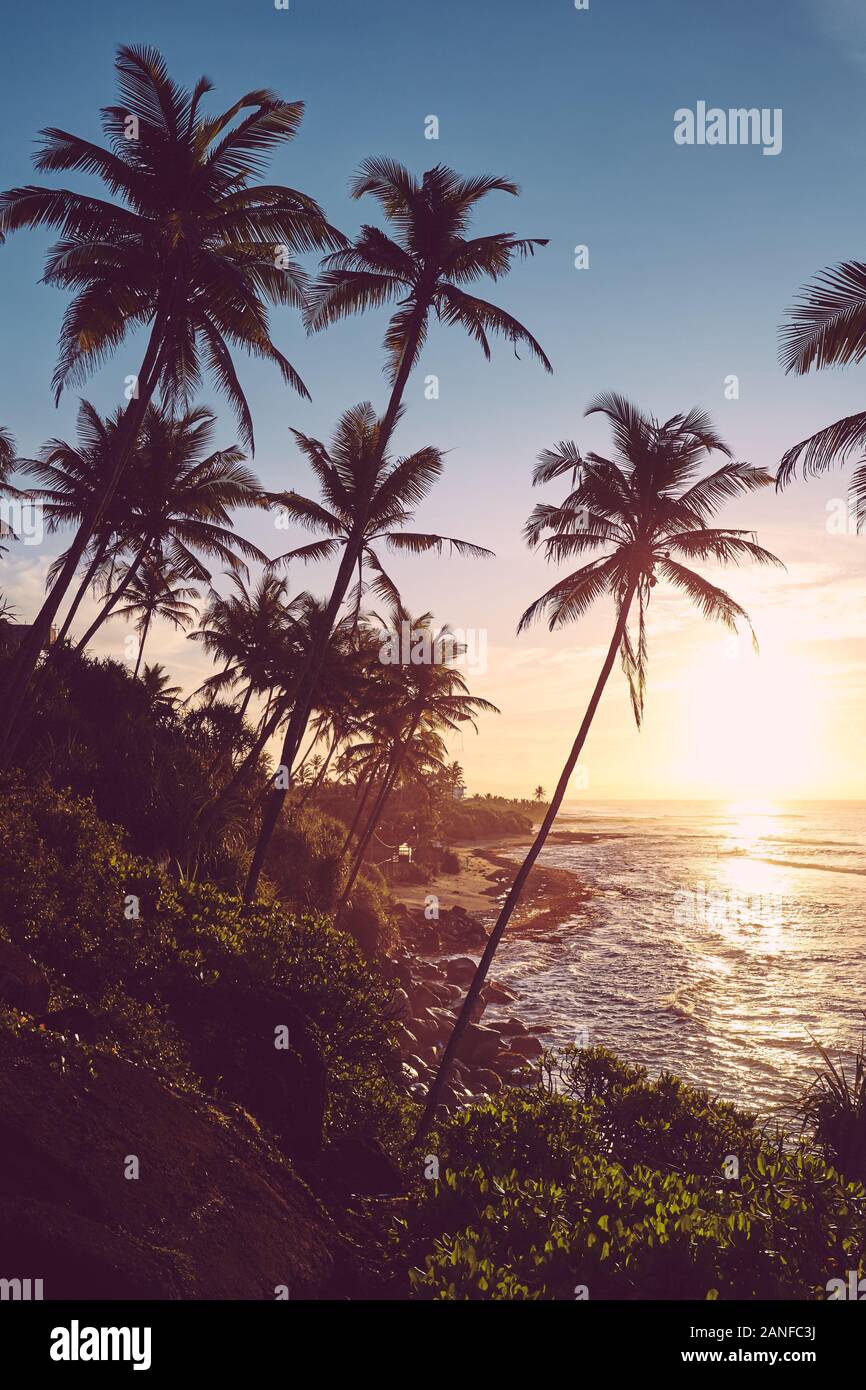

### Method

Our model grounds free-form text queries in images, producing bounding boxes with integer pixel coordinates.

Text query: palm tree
[778,262,866,522]
[533,784,546,802]
[0,43,343,754]
[243,401,493,901]
[72,404,265,651]
[0,427,18,554]
[139,662,182,718]
[242,161,551,900]
[417,393,783,1138]
[113,554,199,677]
[335,608,498,918]
[190,570,294,724]
[22,402,131,642]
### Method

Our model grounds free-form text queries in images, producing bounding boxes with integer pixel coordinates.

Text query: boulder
[445,957,478,987]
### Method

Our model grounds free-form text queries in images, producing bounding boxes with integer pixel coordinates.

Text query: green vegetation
[396,1049,866,1300]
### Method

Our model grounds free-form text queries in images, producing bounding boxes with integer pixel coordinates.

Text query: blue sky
[1,0,864,796]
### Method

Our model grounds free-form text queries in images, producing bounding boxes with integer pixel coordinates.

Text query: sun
[672,636,826,799]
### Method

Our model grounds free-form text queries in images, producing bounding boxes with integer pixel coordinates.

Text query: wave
[744,855,866,878]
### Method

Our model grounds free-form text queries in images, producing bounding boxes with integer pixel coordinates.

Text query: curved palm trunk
[55,532,113,645]
[415,584,636,1141]
[0,305,168,764]
[75,533,152,653]
[298,728,339,809]
[243,302,430,904]
[336,715,420,921]
[132,610,153,679]
[339,771,378,855]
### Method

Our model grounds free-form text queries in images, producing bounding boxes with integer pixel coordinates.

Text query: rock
[469,1068,503,1094]
[455,1022,504,1066]
[509,1034,544,1059]
[409,982,443,1012]
[391,987,412,1019]
[483,981,517,1006]
[409,1010,442,1047]
[0,1038,346,1299]
[445,956,478,987]
[0,943,50,1014]
[405,1054,432,1079]
[317,1136,403,1196]
[491,1049,532,1076]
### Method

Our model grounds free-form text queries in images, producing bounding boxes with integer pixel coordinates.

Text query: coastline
[383,830,590,1110]
[389,830,589,933]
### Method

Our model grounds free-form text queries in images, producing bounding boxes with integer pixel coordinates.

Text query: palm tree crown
[520,392,782,723]
[0,43,344,441]
[306,159,552,382]
[268,401,493,608]
[778,261,866,513]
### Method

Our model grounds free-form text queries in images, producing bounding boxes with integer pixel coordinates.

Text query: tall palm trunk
[298,728,339,809]
[132,610,153,679]
[415,583,636,1140]
[336,714,420,920]
[55,531,114,644]
[340,770,378,855]
[75,532,153,653]
[0,305,168,763]
[243,302,429,903]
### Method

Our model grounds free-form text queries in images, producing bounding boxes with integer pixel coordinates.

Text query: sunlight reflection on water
[484,801,866,1119]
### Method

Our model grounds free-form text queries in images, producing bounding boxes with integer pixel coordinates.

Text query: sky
[0,0,864,799]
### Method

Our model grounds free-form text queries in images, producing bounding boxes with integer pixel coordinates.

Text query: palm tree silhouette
[72,404,265,651]
[113,554,199,677]
[243,400,493,901]
[0,427,18,554]
[533,785,546,802]
[139,662,182,718]
[190,571,294,725]
[243,161,550,900]
[335,607,498,919]
[0,43,342,754]
[23,402,130,643]
[778,261,866,522]
[418,393,783,1138]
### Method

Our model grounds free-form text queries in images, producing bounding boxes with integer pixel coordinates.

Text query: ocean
[489,801,866,1120]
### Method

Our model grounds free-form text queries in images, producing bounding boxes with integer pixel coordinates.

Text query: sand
[390,835,589,933]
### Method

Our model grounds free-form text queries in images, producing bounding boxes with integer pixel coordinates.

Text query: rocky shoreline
[381,843,588,1109]
[385,905,545,1106]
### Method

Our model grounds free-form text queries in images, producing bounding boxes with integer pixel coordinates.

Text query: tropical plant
[778,261,866,522]
[244,401,493,900]
[0,42,342,754]
[113,555,199,677]
[335,608,498,917]
[71,404,264,651]
[243,159,551,900]
[418,393,783,1137]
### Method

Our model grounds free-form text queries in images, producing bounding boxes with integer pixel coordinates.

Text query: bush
[393,1049,866,1300]
[0,778,405,1150]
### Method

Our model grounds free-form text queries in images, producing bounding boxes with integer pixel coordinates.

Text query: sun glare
[674,640,825,799]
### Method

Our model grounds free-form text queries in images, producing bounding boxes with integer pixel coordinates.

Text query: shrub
[393,1049,866,1300]
[0,779,405,1149]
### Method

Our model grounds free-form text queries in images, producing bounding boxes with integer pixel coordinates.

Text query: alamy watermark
[674,102,782,157]
[0,498,43,546]
[378,621,487,675]
[673,881,784,931]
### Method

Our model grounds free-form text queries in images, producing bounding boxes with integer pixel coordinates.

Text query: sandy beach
[390,834,590,933]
